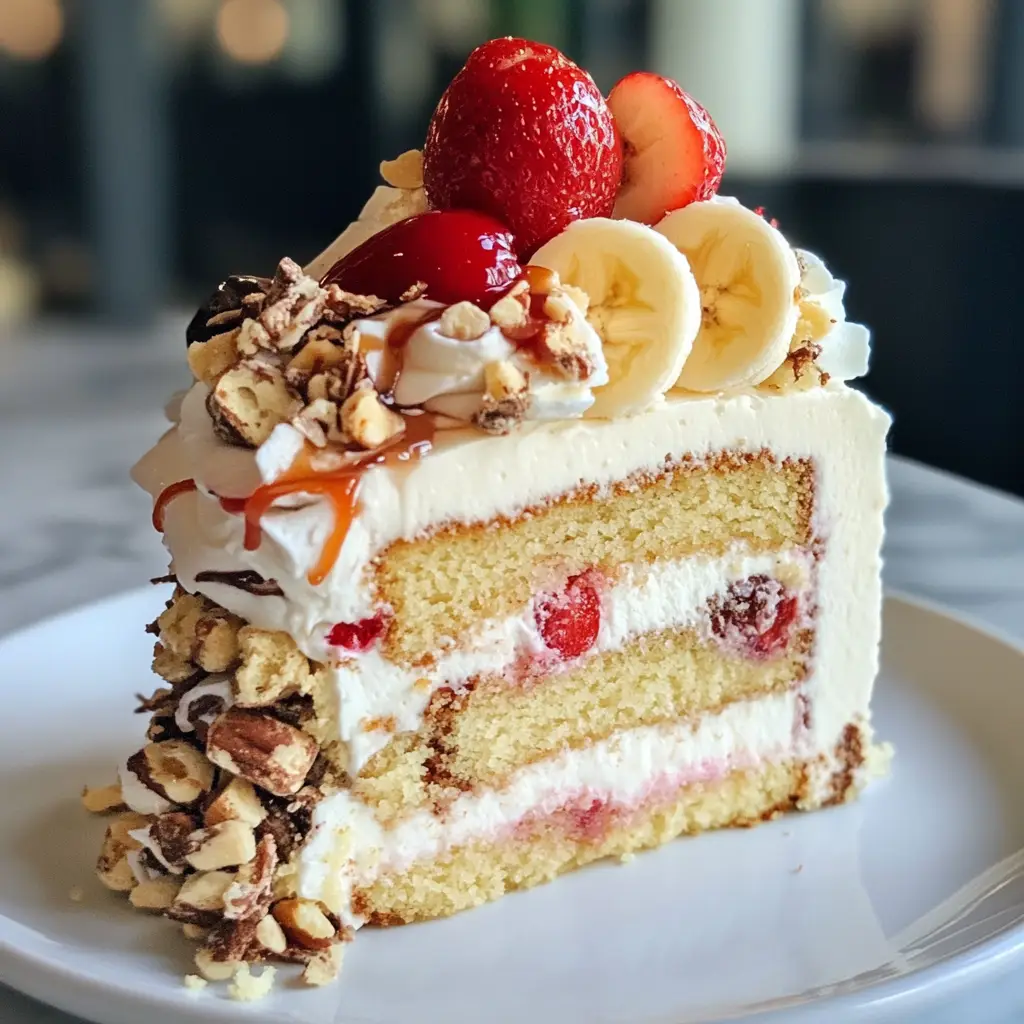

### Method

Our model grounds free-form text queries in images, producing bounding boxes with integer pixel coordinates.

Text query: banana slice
[530,218,700,418]
[655,199,801,392]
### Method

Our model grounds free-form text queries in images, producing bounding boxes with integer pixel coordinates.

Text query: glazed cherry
[328,613,388,653]
[321,210,521,308]
[534,573,601,660]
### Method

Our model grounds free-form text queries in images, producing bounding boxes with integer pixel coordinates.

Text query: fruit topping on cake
[423,37,623,256]
[321,210,521,307]
[607,71,727,225]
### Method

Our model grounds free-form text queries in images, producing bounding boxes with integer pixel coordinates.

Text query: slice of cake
[87,38,890,993]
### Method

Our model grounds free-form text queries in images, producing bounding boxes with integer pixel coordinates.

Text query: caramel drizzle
[151,478,198,530]
[241,413,435,586]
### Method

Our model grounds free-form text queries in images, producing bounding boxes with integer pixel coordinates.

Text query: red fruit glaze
[710,576,798,659]
[534,573,601,659]
[321,210,521,308]
[327,613,388,653]
[608,71,726,224]
[423,37,623,256]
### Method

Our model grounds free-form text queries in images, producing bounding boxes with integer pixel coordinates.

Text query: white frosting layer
[351,296,609,422]
[298,689,804,926]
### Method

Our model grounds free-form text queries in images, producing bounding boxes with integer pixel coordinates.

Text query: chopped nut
[322,284,387,321]
[234,627,313,707]
[474,360,531,436]
[254,913,288,955]
[129,740,215,807]
[183,974,208,992]
[204,778,267,829]
[194,947,240,982]
[69,886,84,902]
[272,898,336,951]
[148,810,199,870]
[340,386,405,450]
[228,963,277,1002]
[222,834,277,920]
[302,944,345,986]
[206,709,320,796]
[291,398,341,448]
[543,291,576,324]
[379,149,424,189]
[438,300,490,340]
[81,783,125,814]
[207,361,302,448]
[129,876,183,911]
[96,812,151,892]
[156,591,243,671]
[168,870,235,925]
[488,286,529,329]
[183,923,209,940]
[237,258,326,356]
[152,643,196,684]
[186,820,257,871]
[534,321,594,380]
[187,331,239,385]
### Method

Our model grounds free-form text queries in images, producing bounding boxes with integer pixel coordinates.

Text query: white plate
[1,590,1024,1024]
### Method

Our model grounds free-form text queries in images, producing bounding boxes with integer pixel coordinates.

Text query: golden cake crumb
[183,974,208,993]
[228,964,277,1002]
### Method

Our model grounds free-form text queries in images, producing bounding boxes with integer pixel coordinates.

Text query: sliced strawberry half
[607,71,726,225]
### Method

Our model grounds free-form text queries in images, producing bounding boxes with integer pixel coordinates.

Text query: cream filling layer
[326,546,814,776]
[297,689,810,928]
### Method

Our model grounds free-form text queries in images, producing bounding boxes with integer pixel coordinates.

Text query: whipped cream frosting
[351,296,609,422]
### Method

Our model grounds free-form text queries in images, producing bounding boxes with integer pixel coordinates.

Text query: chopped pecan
[272,898,336,951]
[167,869,235,927]
[186,819,257,872]
[96,812,151,892]
[204,777,267,829]
[206,709,319,797]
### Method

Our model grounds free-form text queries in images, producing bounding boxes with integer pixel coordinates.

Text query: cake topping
[608,71,726,224]
[655,199,802,392]
[186,275,270,348]
[423,37,623,256]
[322,209,521,307]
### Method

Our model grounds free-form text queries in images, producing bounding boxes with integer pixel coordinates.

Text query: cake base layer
[353,759,807,925]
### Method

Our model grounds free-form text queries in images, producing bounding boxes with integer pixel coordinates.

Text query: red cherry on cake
[423,37,623,256]
[328,613,388,653]
[710,576,797,659]
[607,71,726,224]
[321,210,521,307]
[534,573,601,659]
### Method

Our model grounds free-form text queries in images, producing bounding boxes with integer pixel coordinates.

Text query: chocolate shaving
[150,574,178,586]
[186,275,270,347]
[125,748,170,803]
[195,569,284,598]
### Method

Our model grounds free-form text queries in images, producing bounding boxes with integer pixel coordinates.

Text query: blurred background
[1,0,1022,493]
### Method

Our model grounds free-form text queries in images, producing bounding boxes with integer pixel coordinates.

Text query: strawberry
[423,37,622,257]
[321,210,520,307]
[607,71,726,224]
[534,573,601,659]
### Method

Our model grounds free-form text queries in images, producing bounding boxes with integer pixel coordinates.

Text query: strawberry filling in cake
[85,37,890,998]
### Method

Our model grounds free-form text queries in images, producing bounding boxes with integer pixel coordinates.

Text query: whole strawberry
[423,37,622,257]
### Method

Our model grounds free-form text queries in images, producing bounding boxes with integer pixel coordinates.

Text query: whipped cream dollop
[352,297,609,421]
[795,249,871,382]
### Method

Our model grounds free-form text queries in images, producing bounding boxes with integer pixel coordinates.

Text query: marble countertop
[2,326,1024,1023]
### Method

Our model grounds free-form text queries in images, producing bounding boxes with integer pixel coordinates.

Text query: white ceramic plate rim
[1,587,1023,1024]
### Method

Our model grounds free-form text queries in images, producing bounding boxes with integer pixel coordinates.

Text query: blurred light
[0,0,63,61]
[158,0,215,49]
[281,0,341,82]
[416,0,488,51]
[216,0,289,65]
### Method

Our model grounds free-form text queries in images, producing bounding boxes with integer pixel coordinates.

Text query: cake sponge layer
[353,626,812,815]
[352,760,805,925]
[376,453,813,664]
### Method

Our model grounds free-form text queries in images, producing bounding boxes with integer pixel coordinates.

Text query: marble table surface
[2,323,1024,1023]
